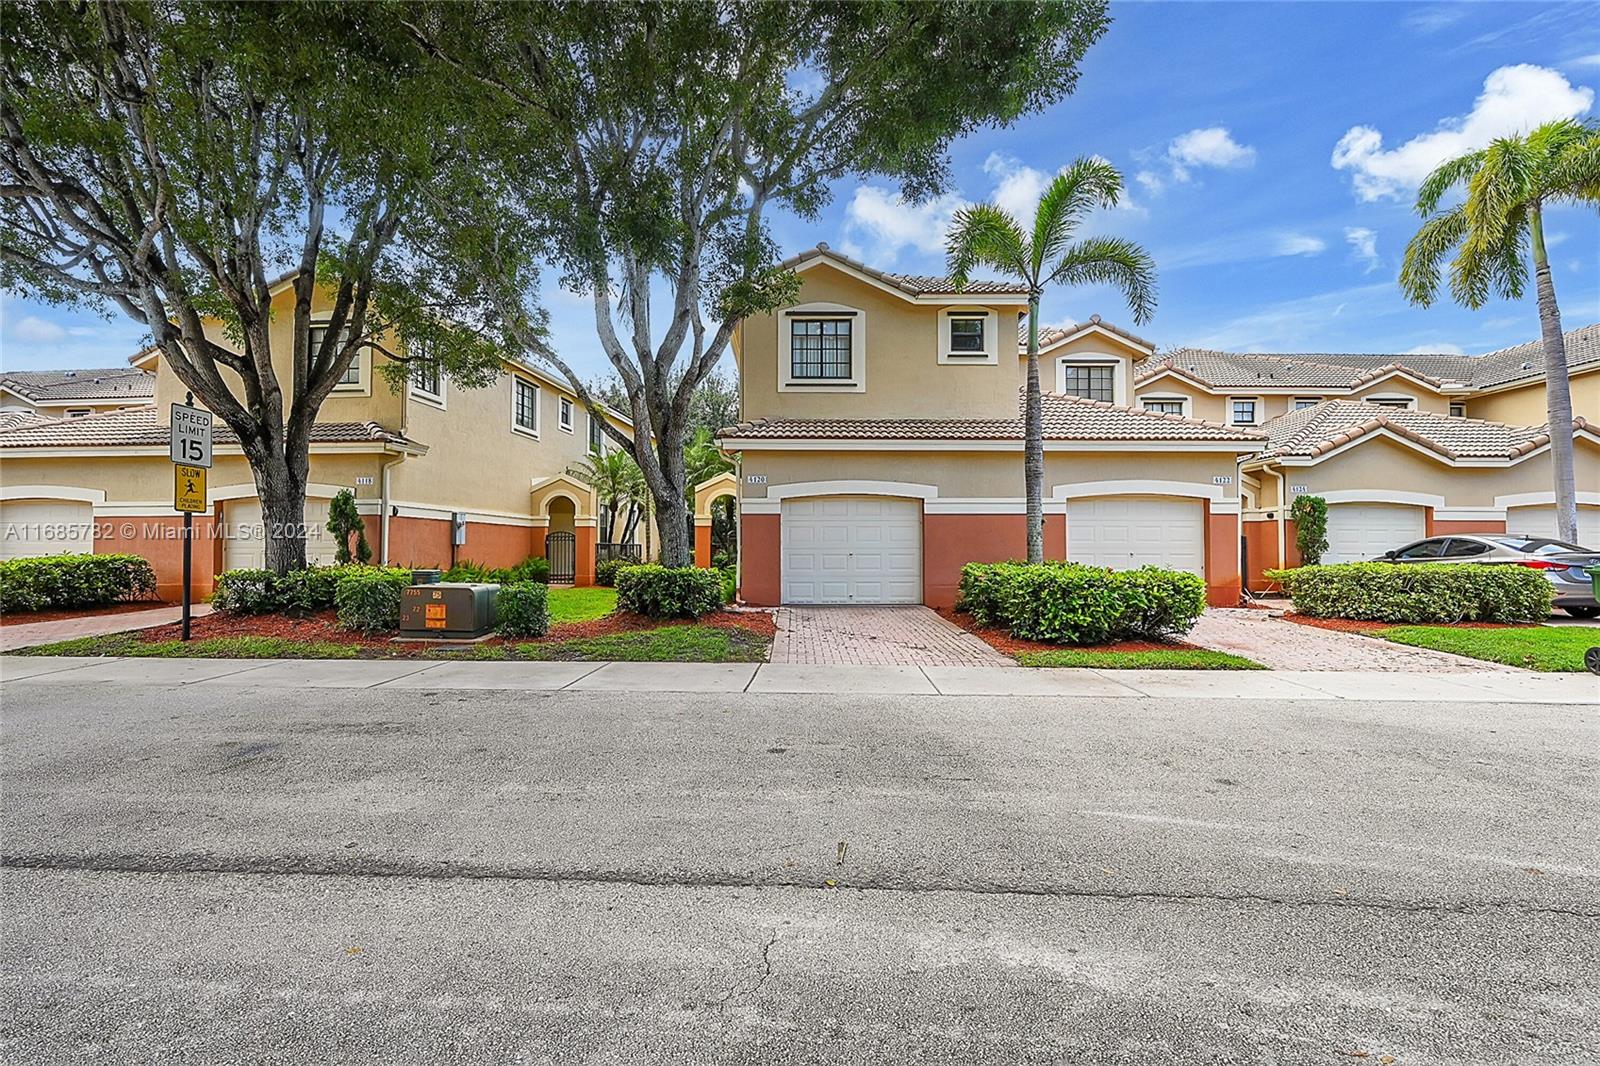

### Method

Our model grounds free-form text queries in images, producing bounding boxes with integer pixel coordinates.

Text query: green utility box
[399,582,498,638]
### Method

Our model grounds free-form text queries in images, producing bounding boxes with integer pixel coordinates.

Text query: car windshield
[1492,536,1590,555]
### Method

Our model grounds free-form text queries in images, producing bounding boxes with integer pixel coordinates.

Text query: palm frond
[1030,157,1124,272]
[1399,204,1468,307]
[945,204,1030,290]
[1544,123,1600,206]
[1415,149,1485,216]
[1046,235,1158,325]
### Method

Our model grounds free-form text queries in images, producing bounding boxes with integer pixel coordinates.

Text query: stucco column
[694,520,713,567]
[740,512,781,606]
[1203,502,1242,607]
[574,523,597,587]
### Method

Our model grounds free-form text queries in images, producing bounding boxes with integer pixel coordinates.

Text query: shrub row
[0,553,157,613]
[333,567,415,634]
[616,565,725,619]
[212,564,411,615]
[957,561,1207,644]
[1266,562,1552,623]
[594,558,629,587]
[441,556,550,584]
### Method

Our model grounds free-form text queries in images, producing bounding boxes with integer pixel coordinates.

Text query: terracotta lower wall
[96,514,219,603]
[386,516,453,570]
[923,513,1064,609]
[739,513,782,606]
[1203,507,1242,607]
[1241,519,1280,593]
[1427,512,1508,537]
[694,524,713,568]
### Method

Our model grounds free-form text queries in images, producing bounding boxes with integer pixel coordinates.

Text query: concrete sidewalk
[3,654,1594,703]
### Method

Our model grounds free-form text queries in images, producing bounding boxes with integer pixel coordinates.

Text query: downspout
[380,453,406,565]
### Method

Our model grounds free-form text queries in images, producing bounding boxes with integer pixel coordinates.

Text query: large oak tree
[404,0,1111,565]
[1,1,495,573]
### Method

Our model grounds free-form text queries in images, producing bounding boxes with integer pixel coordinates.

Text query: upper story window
[588,412,604,454]
[512,377,538,436]
[559,396,574,432]
[790,319,852,380]
[410,355,444,407]
[938,308,998,364]
[1230,397,1259,425]
[1292,397,1320,410]
[66,407,92,419]
[1061,363,1116,403]
[1141,397,1186,417]
[949,317,984,352]
[1367,394,1415,410]
[1449,403,1466,418]
[778,303,865,392]
[312,324,361,388]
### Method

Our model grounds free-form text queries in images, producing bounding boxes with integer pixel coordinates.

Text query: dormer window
[1061,363,1116,403]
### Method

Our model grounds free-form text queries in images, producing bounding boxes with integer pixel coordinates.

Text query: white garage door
[1067,496,1205,575]
[224,497,339,571]
[1506,506,1600,548]
[1324,504,1426,563]
[781,496,921,604]
[0,499,94,559]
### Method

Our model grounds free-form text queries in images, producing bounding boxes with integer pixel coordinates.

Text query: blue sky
[3,0,1598,377]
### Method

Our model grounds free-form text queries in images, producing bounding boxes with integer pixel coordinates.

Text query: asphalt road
[1,680,1596,1064]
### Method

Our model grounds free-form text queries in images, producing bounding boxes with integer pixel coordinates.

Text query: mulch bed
[934,607,1196,656]
[1,600,171,627]
[133,605,776,653]
[1283,613,1534,633]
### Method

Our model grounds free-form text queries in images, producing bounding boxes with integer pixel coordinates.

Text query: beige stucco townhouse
[0,277,645,599]
[718,246,1267,609]
[0,366,154,429]
[1124,326,1599,588]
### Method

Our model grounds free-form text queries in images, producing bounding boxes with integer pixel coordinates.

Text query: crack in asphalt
[713,931,779,1009]
[3,852,1595,919]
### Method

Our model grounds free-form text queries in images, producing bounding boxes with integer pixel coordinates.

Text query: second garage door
[1067,496,1205,575]
[1506,505,1600,548]
[1324,503,1426,563]
[223,497,339,571]
[781,496,922,604]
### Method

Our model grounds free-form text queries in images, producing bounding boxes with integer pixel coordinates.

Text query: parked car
[1374,533,1600,618]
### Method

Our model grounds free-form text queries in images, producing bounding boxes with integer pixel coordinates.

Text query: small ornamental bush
[0,553,157,613]
[272,566,344,615]
[212,564,367,615]
[957,561,1207,644]
[1266,562,1552,623]
[333,566,414,633]
[718,565,737,604]
[210,569,279,613]
[1290,495,1329,566]
[615,564,725,618]
[594,558,628,587]
[495,581,550,638]
[443,556,550,584]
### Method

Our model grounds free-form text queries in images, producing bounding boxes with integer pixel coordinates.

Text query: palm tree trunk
[1024,294,1044,564]
[1530,206,1579,544]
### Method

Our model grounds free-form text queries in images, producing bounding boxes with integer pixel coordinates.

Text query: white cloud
[1186,282,1397,351]
[1274,233,1327,257]
[1404,5,1468,34]
[1569,53,1600,69]
[840,185,962,262]
[1136,127,1255,193]
[982,153,1052,222]
[1344,226,1380,272]
[1404,342,1466,355]
[9,315,67,344]
[1331,64,1596,201]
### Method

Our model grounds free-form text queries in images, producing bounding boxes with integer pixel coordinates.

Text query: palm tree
[1400,118,1600,544]
[946,157,1156,563]
[569,449,646,544]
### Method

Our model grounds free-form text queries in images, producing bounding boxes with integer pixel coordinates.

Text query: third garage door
[781,496,921,604]
[1067,496,1205,575]
[1324,503,1426,563]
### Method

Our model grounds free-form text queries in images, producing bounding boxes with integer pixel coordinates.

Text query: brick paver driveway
[770,605,1014,667]
[1188,608,1518,672]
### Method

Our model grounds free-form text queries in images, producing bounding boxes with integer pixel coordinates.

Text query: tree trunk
[654,490,692,566]
[1530,207,1579,545]
[250,445,310,574]
[1024,294,1044,564]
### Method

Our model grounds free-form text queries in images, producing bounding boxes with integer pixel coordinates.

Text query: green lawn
[1378,625,1596,672]
[18,633,358,659]
[547,586,618,624]
[1015,648,1267,670]
[520,624,768,662]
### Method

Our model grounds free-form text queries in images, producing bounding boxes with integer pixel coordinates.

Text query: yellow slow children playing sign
[174,464,207,513]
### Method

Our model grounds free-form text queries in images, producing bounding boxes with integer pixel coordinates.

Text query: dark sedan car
[1377,533,1600,618]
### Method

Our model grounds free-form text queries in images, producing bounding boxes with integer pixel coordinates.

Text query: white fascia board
[720,437,1263,453]
[1051,478,1228,504]
[1316,489,1446,508]
[1493,490,1600,509]
[1036,322,1155,357]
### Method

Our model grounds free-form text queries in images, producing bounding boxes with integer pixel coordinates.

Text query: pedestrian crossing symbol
[174,464,207,513]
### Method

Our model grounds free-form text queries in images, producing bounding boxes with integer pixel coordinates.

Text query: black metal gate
[545,530,576,584]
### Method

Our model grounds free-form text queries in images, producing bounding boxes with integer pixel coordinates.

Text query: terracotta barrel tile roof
[0,367,155,402]
[778,243,1029,297]
[0,406,420,449]
[1259,399,1587,460]
[719,392,1266,443]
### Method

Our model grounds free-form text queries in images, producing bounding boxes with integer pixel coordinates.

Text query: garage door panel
[1507,506,1600,548]
[224,498,338,571]
[1067,496,1205,575]
[1324,504,1425,564]
[0,500,94,559]
[781,495,922,604]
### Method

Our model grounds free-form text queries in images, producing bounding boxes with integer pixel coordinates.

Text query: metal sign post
[170,394,213,641]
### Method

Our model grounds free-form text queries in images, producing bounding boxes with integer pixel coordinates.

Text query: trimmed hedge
[957,561,1207,644]
[334,566,414,633]
[212,564,390,615]
[1266,562,1553,623]
[594,558,628,587]
[495,581,550,638]
[0,553,157,613]
[615,564,725,619]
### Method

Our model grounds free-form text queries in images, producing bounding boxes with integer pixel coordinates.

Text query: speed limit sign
[170,402,213,469]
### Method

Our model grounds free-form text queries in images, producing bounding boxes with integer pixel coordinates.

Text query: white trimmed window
[778,303,865,391]
[939,308,998,363]
[65,407,92,419]
[511,377,538,436]
[1292,396,1320,410]
[588,412,604,454]
[1140,395,1188,417]
[558,396,574,432]
[1449,403,1466,418]
[1229,397,1260,425]
[1060,362,1117,403]
[1366,394,1416,410]
[312,323,363,390]
[410,360,443,405]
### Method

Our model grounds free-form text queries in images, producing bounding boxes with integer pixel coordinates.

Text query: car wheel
[1587,646,1600,676]
[1563,606,1600,619]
